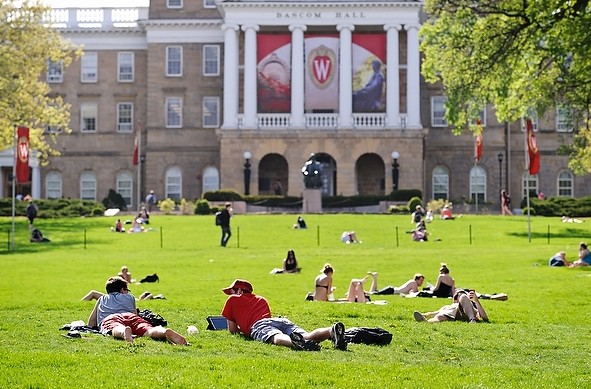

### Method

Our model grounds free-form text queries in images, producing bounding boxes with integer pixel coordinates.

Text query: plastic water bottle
[187,325,199,335]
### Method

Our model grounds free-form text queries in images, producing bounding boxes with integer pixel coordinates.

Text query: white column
[406,23,422,128]
[289,24,307,129]
[31,166,40,199]
[221,24,239,129]
[242,24,260,129]
[337,24,354,129]
[385,24,401,128]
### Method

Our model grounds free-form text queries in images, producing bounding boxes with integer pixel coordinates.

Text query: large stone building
[4,0,589,209]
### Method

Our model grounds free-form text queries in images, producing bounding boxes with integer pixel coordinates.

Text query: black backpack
[137,309,167,327]
[215,211,222,226]
[343,327,392,345]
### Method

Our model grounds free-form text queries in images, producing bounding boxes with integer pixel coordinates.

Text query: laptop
[206,315,228,330]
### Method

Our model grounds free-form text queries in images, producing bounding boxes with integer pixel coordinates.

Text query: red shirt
[221,293,272,337]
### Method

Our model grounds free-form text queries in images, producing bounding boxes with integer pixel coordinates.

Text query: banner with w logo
[16,126,30,183]
[526,118,540,175]
[304,35,339,110]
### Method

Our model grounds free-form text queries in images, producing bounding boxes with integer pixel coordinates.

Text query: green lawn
[0,213,590,388]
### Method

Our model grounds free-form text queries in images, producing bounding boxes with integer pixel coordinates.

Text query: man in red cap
[221,279,346,351]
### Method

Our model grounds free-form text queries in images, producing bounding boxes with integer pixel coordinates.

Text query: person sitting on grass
[413,289,489,323]
[549,251,570,267]
[221,279,347,351]
[87,276,186,345]
[341,231,360,244]
[372,273,426,295]
[270,249,302,274]
[569,242,591,267]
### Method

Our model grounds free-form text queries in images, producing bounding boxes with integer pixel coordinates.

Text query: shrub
[179,199,195,215]
[102,189,127,211]
[407,196,422,211]
[387,189,422,202]
[426,199,446,213]
[202,190,243,201]
[158,198,176,214]
[194,199,211,215]
[389,205,409,214]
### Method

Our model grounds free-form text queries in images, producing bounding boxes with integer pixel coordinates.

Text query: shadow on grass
[508,227,588,239]
[0,219,128,254]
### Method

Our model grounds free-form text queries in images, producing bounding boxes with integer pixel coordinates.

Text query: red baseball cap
[222,279,253,295]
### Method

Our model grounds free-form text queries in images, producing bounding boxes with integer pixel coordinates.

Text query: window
[556,105,573,132]
[557,171,573,197]
[116,171,133,209]
[203,97,219,127]
[47,60,63,83]
[167,0,182,8]
[166,97,182,128]
[166,166,182,200]
[46,172,62,199]
[202,166,220,193]
[166,46,182,76]
[431,96,448,127]
[117,103,134,133]
[204,0,216,8]
[432,166,449,200]
[203,45,220,76]
[476,107,487,127]
[81,52,98,83]
[118,52,134,82]
[470,166,486,203]
[80,171,97,200]
[80,103,98,132]
[522,173,538,198]
[520,108,538,132]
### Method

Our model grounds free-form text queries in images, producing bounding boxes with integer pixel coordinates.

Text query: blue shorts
[582,254,591,265]
[250,317,305,343]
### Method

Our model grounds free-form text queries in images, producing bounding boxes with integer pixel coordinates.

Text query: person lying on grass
[413,289,489,323]
[371,273,426,295]
[221,279,347,351]
[87,276,187,345]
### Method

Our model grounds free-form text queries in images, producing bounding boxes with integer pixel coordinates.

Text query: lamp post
[243,151,252,195]
[391,151,400,191]
[498,152,504,208]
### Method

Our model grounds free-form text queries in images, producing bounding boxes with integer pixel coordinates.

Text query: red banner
[474,119,483,162]
[526,118,540,175]
[16,126,30,183]
[132,130,139,166]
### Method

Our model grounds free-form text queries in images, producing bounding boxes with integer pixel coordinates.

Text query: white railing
[305,114,338,129]
[44,8,148,29]
[353,113,386,129]
[258,114,291,129]
[237,113,392,130]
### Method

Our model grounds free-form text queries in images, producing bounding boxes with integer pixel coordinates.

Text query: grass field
[1,212,590,388]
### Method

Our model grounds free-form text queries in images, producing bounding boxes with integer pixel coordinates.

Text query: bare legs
[81,290,104,301]
[111,325,188,345]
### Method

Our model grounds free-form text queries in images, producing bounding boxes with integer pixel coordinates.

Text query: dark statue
[301,154,323,189]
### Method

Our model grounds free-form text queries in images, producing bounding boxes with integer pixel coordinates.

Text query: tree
[420,0,591,174]
[0,0,79,163]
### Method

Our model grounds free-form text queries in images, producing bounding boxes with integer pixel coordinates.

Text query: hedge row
[0,198,105,218]
[202,189,423,208]
[524,196,591,217]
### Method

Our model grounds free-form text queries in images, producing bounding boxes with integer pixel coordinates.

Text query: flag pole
[136,121,142,212]
[11,126,17,251]
[524,118,531,242]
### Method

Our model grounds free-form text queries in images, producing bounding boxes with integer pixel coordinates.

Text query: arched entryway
[258,153,288,195]
[356,153,385,195]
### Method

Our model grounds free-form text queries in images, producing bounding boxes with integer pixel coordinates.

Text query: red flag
[16,126,30,183]
[526,118,540,175]
[132,130,139,166]
[474,119,483,162]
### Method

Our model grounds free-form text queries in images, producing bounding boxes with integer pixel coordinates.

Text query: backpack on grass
[343,327,392,345]
[137,309,167,327]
